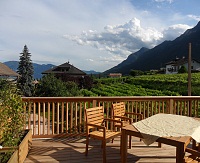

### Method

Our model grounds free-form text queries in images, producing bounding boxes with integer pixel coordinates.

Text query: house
[165,57,200,74]
[108,73,122,78]
[0,62,19,80]
[42,61,89,87]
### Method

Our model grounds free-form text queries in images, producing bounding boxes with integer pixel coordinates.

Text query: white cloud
[64,18,164,58]
[162,24,192,41]
[188,15,200,21]
[154,0,174,3]
[64,18,192,60]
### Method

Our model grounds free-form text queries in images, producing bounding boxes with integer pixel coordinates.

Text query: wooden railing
[22,96,200,138]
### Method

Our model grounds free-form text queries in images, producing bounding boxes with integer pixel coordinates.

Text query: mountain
[103,21,200,75]
[83,70,101,74]
[4,61,101,79]
[104,47,149,74]
[4,61,55,79]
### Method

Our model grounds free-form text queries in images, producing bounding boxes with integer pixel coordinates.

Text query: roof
[0,62,19,77]
[42,62,86,75]
[165,57,200,66]
[109,73,122,76]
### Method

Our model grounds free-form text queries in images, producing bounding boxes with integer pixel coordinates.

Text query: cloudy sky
[0,0,200,72]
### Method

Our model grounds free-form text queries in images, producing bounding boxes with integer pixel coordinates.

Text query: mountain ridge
[103,21,200,75]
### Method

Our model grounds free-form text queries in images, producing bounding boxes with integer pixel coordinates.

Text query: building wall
[166,60,200,74]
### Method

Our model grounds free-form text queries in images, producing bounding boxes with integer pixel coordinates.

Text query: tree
[129,70,144,76]
[17,45,34,96]
[34,74,82,97]
[35,74,67,97]
[178,65,187,73]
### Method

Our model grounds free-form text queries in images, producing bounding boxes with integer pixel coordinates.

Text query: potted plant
[0,79,32,163]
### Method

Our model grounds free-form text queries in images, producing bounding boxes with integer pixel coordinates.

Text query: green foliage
[130,70,144,76]
[17,45,34,96]
[35,74,82,97]
[0,79,26,162]
[79,76,93,89]
[35,74,68,96]
[178,65,187,73]
[81,73,200,96]
[66,81,82,96]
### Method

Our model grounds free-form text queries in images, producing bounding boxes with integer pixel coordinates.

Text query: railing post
[169,99,174,114]
[92,100,97,107]
[189,100,192,117]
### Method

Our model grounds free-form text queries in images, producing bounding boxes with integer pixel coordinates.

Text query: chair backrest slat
[112,102,126,117]
[85,106,104,128]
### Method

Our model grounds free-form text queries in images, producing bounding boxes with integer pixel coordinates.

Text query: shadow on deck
[24,136,184,163]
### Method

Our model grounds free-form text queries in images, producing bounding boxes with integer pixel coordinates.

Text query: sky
[0,0,200,72]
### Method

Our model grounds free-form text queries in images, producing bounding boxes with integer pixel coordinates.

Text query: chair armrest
[125,112,143,120]
[86,123,106,130]
[113,115,132,124]
[103,118,123,128]
[186,147,200,157]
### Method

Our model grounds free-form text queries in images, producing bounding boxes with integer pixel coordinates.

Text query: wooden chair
[185,147,200,162]
[85,106,122,163]
[112,102,143,149]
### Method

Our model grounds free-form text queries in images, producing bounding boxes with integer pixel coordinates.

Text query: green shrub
[0,79,26,163]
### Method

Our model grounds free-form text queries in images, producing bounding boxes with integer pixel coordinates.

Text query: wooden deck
[24,136,195,163]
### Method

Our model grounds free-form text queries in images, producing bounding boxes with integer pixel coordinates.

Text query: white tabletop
[133,113,200,145]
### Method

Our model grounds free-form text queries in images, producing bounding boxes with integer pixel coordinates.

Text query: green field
[81,73,200,96]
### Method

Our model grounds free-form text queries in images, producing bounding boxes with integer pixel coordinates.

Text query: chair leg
[85,136,89,156]
[129,135,132,149]
[120,135,122,154]
[102,140,106,163]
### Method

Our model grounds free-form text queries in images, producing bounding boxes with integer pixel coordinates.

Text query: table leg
[176,143,185,163]
[121,129,128,163]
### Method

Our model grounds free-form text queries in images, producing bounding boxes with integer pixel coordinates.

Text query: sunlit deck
[21,96,200,163]
[24,136,195,163]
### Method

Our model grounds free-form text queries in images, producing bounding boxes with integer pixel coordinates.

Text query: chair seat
[89,130,121,140]
[185,155,200,163]
[115,121,130,127]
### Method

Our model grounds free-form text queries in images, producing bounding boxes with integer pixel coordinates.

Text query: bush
[34,74,82,97]
[0,79,26,162]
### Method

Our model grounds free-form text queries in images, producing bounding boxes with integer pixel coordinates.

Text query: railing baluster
[57,102,59,134]
[48,102,50,135]
[52,102,55,135]
[33,102,36,136]
[66,102,69,133]
[61,102,64,133]
[43,103,45,135]
[75,102,78,133]
[70,102,73,133]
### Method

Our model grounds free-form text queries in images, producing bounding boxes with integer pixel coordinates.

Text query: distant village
[1,56,200,84]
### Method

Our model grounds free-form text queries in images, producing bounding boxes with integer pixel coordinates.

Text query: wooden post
[169,99,174,114]
[188,43,191,96]
[188,43,192,116]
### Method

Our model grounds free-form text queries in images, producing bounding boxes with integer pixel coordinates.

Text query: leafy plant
[34,73,82,97]
[0,79,26,163]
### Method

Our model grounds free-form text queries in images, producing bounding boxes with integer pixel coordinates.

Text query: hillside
[104,21,200,75]
[81,73,200,96]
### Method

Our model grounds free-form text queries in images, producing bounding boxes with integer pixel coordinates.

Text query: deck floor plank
[24,136,193,163]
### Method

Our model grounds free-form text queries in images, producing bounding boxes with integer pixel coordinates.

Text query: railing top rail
[22,96,200,102]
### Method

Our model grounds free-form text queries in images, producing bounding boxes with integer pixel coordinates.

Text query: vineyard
[81,73,200,96]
